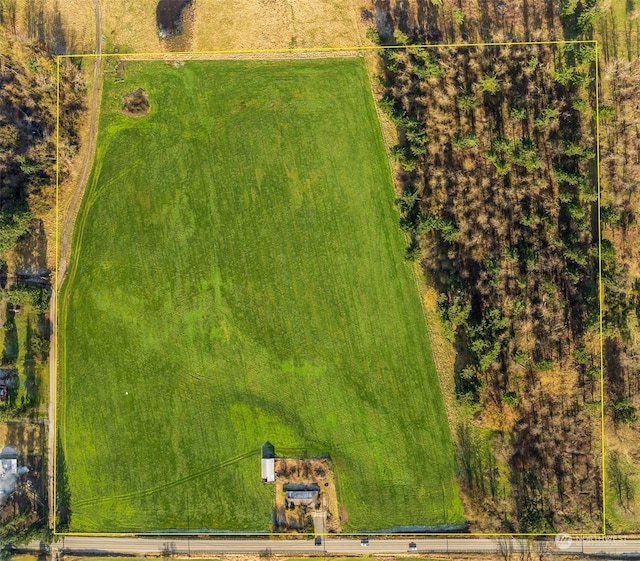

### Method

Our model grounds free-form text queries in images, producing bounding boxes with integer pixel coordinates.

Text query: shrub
[572,346,591,365]
[514,349,529,366]
[554,66,575,85]
[510,106,526,121]
[365,27,381,45]
[457,93,476,113]
[598,105,615,120]
[503,391,520,407]
[393,29,409,46]
[611,399,637,424]
[481,73,500,94]
[534,359,554,372]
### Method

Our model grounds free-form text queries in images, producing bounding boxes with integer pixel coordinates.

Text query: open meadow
[58,57,464,532]
[54,0,363,54]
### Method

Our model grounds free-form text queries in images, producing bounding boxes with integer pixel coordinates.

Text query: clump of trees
[0,34,86,219]
[1,0,86,274]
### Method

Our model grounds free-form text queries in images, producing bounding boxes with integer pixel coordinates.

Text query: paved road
[47,0,103,529]
[19,535,640,557]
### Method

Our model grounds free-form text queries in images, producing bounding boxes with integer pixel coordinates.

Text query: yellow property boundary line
[595,41,606,536]
[55,38,598,59]
[54,39,606,538]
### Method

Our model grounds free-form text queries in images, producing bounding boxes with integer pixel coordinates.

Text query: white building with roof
[261,441,275,483]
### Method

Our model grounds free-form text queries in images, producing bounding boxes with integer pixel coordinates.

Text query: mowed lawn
[58,58,464,532]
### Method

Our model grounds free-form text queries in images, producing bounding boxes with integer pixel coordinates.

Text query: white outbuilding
[261,441,275,483]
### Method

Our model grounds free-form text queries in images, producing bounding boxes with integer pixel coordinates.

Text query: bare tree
[497,537,514,561]
[4,0,17,33]
[518,538,533,561]
[161,542,177,558]
[535,538,552,561]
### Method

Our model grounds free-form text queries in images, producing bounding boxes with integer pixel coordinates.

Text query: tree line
[0,3,87,547]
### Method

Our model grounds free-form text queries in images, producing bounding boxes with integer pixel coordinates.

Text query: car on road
[314,537,322,546]
[361,538,369,547]
[409,542,417,551]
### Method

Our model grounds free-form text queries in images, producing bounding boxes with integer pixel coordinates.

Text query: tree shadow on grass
[2,305,19,366]
[1,370,20,411]
[23,318,39,407]
[56,438,71,531]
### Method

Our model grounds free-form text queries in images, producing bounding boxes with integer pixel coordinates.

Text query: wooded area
[0,3,85,419]
[367,0,620,533]
[0,2,86,544]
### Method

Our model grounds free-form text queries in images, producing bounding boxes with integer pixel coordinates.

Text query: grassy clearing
[598,0,640,60]
[0,299,49,417]
[58,58,464,532]
[604,416,640,533]
[57,0,361,54]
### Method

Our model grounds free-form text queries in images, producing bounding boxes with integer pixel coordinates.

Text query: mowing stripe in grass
[59,58,464,532]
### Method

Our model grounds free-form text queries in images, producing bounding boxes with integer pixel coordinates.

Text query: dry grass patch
[0,422,44,455]
[272,457,341,533]
[8,0,95,52]
[51,0,95,51]
[412,264,458,428]
[57,0,363,55]
[194,0,362,51]
[605,417,640,532]
[99,0,161,53]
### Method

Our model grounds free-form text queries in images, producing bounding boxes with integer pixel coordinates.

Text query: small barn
[261,441,275,483]
[285,489,318,506]
[284,483,319,506]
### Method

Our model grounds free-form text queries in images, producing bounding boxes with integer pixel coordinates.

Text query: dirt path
[47,0,103,529]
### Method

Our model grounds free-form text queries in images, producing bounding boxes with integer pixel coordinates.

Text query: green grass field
[58,57,464,532]
[0,299,48,416]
